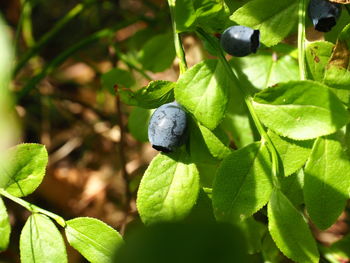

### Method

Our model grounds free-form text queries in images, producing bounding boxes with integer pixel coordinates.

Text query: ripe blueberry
[308,0,342,32]
[148,102,187,153]
[220,25,260,57]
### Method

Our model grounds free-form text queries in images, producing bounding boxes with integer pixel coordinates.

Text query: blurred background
[0,0,194,261]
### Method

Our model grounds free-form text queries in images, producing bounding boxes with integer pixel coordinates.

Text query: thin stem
[196,28,280,188]
[15,0,29,54]
[16,18,138,100]
[108,43,132,235]
[0,188,66,227]
[21,0,35,48]
[167,0,187,74]
[108,45,132,210]
[14,2,88,76]
[298,0,307,80]
[115,87,132,209]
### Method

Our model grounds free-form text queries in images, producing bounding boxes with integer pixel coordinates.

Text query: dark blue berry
[308,0,342,32]
[220,26,260,57]
[148,102,187,153]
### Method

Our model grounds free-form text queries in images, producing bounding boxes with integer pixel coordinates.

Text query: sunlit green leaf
[137,150,200,224]
[175,59,230,130]
[138,33,175,73]
[230,52,299,90]
[119,80,175,109]
[253,80,350,140]
[304,134,350,230]
[213,142,273,222]
[268,130,313,176]
[20,214,67,263]
[306,41,334,82]
[268,189,319,263]
[230,0,298,47]
[65,217,123,263]
[0,15,17,152]
[0,144,48,197]
[0,197,10,251]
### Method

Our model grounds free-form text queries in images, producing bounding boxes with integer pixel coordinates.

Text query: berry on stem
[148,102,187,153]
[308,0,342,32]
[220,25,260,57]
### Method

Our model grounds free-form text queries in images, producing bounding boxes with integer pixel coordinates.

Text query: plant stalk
[196,28,280,188]
[298,0,307,80]
[0,188,66,227]
[167,0,188,74]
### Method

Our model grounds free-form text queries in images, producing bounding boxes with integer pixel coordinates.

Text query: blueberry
[220,26,260,57]
[308,0,342,32]
[148,102,187,153]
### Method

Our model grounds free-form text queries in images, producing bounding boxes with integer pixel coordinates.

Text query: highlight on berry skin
[148,101,187,153]
[308,0,342,32]
[220,25,260,57]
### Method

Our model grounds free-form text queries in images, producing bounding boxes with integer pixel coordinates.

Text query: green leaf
[304,134,350,230]
[268,130,313,176]
[174,0,231,33]
[324,24,350,91]
[230,52,299,90]
[262,233,286,263]
[128,107,152,142]
[188,118,230,186]
[280,169,304,207]
[115,222,251,263]
[65,217,123,263]
[253,80,350,140]
[194,0,231,32]
[175,59,230,130]
[212,142,273,222]
[138,33,175,73]
[119,80,175,109]
[197,123,231,160]
[236,217,266,254]
[188,119,231,164]
[101,68,135,94]
[20,214,67,263]
[188,119,219,165]
[174,0,197,32]
[0,197,10,251]
[0,15,17,152]
[268,189,319,263]
[0,144,48,197]
[305,41,334,82]
[221,83,257,148]
[230,0,298,47]
[197,163,220,188]
[0,15,12,89]
[137,150,200,225]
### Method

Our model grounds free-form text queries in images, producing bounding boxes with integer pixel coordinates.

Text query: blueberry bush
[1,0,350,262]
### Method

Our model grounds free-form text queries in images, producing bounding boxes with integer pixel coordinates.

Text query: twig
[109,44,132,235]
